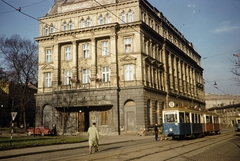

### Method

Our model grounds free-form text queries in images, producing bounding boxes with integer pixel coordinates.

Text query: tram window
[209,116,213,123]
[206,116,209,123]
[197,114,200,123]
[179,112,184,123]
[191,113,195,123]
[164,114,176,122]
[237,120,240,123]
[185,113,190,123]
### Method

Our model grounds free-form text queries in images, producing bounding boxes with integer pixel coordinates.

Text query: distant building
[35,0,205,135]
[206,94,240,127]
[205,94,240,109]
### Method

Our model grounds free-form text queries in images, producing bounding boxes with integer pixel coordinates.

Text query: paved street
[0,127,239,161]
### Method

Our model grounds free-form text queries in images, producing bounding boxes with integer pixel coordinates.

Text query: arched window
[99,15,104,25]
[121,11,126,24]
[128,10,133,22]
[80,18,85,28]
[69,21,73,30]
[63,22,67,31]
[105,13,111,24]
[86,17,91,27]
[44,25,49,36]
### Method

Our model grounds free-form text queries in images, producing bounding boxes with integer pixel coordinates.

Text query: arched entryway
[43,105,53,127]
[124,100,136,131]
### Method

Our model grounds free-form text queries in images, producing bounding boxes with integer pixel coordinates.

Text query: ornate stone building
[35,0,205,135]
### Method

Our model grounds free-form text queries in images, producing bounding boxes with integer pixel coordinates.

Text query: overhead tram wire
[204,79,228,95]
[202,50,240,59]
[0,0,49,14]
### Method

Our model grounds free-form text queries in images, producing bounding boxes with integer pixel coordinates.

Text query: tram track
[51,129,235,161]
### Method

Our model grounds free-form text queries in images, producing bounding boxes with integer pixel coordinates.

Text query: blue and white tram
[163,107,204,139]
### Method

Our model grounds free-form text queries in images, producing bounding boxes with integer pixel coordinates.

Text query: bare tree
[0,34,38,130]
[231,55,240,86]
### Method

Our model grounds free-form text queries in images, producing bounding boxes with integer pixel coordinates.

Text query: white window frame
[69,22,73,30]
[83,69,90,84]
[45,49,52,63]
[45,26,49,36]
[83,43,90,58]
[124,38,132,53]
[64,70,72,85]
[63,22,67,31]
[45,72,52,87]
[105,14,111,24]
[80,19,85,28]
[50,26,54,33]
[99,15,104,25]
[128,11,133,23]
[101,41,108,56]
[102,67,110,82]
[124,64,134,81]
[65,46,71,60]
[86,18,91,27]
[121,12,126,24]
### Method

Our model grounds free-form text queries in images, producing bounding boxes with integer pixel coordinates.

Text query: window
[101,111,108,125]
[45,26,49,36]
[69,22,73,30]
[82,69,90,84]
[105,14,111,24]
[45,72,52,87]
[121,12,126,23]
[102,67,110,82]
[64,70,72,85]
[101,41,108,56]
[99,15,104,25]
[128,10,133,22]
[164,113,177,123]
[83,43,90,58]
[80,19,85,28]
[65,46,71,60]
[63,22,67,31]
[124,38,131,53]
[86,18,91,27]
[45,49,52,63]
[50,26,54,33]
[124,64,133,81]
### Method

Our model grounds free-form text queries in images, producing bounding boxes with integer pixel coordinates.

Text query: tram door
[78,112,85,132]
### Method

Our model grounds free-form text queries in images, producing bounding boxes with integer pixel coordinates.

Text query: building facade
[35,0,205,135]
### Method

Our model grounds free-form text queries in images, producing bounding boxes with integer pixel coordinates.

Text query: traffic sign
[11,112,17,121]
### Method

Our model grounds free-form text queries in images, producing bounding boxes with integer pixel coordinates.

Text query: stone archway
[124,100,136,131]
[43,105,53,128]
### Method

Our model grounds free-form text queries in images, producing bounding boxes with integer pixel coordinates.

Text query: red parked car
[27,125,52,136]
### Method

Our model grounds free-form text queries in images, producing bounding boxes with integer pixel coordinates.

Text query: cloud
[212,21,239,33]
[187,4,196,14]
[187,4,196,8]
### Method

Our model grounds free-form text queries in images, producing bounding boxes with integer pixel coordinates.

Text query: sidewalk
[0,134,153,159]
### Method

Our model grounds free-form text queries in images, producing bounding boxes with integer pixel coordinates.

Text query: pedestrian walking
[87,122,100,154]
[154,124,158,141]
[159,125,166,140]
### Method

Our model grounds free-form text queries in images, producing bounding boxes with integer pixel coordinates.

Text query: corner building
[35,0,205,135]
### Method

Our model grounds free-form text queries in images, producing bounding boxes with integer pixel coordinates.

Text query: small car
[27,125,52,136]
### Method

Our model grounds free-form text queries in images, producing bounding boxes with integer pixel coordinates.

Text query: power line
[0,0,49,14]
[202,50,240,59]
[204,79,228,95]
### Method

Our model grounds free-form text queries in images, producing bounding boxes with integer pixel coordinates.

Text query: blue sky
[0,0,240,95]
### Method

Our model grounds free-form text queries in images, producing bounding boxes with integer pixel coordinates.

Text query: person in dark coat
[154,124,158,141]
